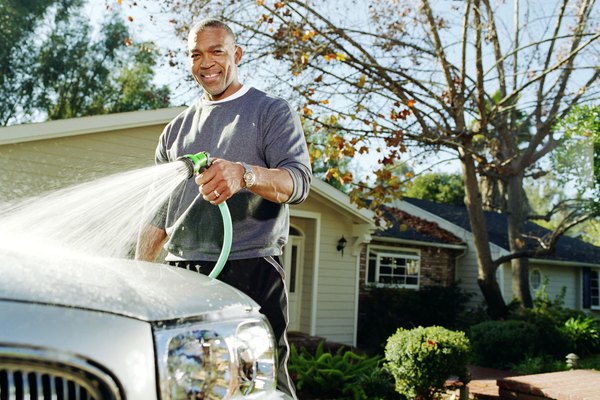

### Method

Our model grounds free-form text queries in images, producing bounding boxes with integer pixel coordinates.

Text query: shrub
[559,315,600,356]
[385,326,471,400]
[355,367,404,400]
[578,353,600,370]
[510,355,566,375]
[358,283,472,353]
[469,320,540,369]
[289,341,400,400]
[510,283,590,357]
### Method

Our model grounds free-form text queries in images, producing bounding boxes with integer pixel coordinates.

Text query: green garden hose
[177,152,232,279]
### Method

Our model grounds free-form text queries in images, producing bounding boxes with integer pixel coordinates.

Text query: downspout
[351,223,374,347]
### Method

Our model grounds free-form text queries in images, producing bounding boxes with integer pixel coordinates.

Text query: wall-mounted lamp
[337,235,347,256]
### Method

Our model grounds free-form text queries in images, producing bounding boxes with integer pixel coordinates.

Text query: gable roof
[0,107,186,145]
[375,204,465,247]
[309,179,375,225]
[403,197,600,266]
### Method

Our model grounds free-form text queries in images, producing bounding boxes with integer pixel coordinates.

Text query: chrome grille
[0,348,121,400]
[1,368,99,400]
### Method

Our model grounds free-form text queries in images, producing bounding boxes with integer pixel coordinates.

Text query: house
[377,197,600,313]
[2,108,599,350]
[0,108,375,347]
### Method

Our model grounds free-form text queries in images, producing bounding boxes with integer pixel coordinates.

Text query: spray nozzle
[177,151,210,179]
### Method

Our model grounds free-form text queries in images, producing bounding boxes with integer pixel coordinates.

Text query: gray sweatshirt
[154,87,312,261]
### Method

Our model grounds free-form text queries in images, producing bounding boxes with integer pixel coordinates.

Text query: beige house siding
[498,260,580,310]
[293,192,368,346]
[500,263,514,304]
[529,262,581,309]
[454,240,482,306]
[288,215,316,335]
[0,129,159,200]
[0,108,183,201]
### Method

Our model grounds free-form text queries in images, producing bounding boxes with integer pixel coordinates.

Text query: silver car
[0,248,292,400]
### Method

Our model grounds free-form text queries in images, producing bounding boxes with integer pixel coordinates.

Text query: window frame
[366,245,421,289]
[591,269,600,310]
[529,268,542,292]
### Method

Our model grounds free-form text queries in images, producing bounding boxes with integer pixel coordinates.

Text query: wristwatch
[240,162,256,188]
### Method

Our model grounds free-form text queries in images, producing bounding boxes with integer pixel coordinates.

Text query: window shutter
[582,267,591,309]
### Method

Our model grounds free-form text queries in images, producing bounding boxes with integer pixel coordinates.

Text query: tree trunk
[479,174,506,211]
[461,151,508,319]
[507,173,534,307]
[478,274,508,320]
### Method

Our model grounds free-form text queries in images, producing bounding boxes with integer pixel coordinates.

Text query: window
[591,270,600,309]
[530,269,542,291]
[367,247,420,289]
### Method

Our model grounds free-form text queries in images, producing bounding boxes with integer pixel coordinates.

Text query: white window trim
[530,268,542,292]
[591,269,600,310]
[366,245,421,289]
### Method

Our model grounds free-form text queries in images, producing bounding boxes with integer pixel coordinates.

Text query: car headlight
[155,317,277,399]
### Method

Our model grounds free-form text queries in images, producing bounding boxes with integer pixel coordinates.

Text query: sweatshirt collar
[201,85,251,105]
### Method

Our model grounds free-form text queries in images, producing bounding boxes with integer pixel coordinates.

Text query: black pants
[169,257,297,399]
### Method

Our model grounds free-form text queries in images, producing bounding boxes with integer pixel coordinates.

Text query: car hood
[0,247,258,322]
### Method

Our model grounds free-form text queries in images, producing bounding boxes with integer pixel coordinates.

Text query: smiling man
[135,18,312,399]
[188,20,242,101]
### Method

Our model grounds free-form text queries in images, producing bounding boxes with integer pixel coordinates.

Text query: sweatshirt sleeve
[262,98,312,205]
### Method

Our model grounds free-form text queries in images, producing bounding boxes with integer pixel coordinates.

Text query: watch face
[244,171,256,187]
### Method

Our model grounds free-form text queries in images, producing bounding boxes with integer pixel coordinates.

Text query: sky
[83,0,396,179]
[80,0,597,184]
[84,0,195,103]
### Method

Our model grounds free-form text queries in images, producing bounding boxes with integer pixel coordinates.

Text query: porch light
[337,236,347,256]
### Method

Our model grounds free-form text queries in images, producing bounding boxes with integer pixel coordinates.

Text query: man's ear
[234,45,243,65]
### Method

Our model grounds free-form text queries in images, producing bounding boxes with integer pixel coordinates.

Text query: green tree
[1,1,170,125]
[525,105,600,245]
[35,11,170,120]
[305,118,354,193]
[108,44,171,114]
[405,173,464,206]
[158,0,600,318]
[553,105,599,199]
[0,0,81,125]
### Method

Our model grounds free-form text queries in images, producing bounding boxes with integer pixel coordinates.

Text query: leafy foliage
[544,105,600,243]
[510,355,566,375]
[559,315,600,356]
[357,284,472,353]
[304,119,354,192]
[155,0,600,317]
[554,105,600,194]
[526,105,600,245]
[1,1,170,125]
[509,280,588,357]
[404,173,464,206]
[385,326,471,400]
[0,0,81,124]
[468,320,541,369]
[289,342,398,400]
[35,11,170,120]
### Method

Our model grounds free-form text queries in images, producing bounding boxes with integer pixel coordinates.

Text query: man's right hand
[135,224,167,262]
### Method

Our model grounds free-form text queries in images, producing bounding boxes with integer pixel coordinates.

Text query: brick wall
[358,239,459,295]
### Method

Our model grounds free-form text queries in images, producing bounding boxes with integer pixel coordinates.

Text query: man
[135,18,311,399]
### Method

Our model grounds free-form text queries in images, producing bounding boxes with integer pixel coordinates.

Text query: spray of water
[0,161,190,260]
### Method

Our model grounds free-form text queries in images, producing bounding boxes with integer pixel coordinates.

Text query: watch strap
[241,162,255,188]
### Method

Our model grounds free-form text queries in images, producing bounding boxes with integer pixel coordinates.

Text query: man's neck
[202,85,250,105]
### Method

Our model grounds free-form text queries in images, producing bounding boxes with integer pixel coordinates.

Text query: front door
[282,235,304,331]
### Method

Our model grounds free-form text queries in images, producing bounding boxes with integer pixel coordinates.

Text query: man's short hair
[189,18,236,42]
